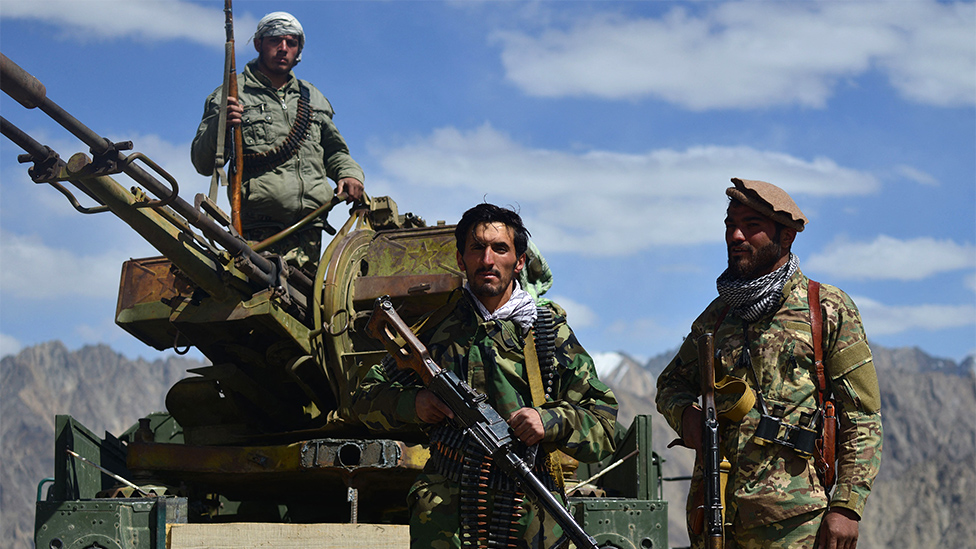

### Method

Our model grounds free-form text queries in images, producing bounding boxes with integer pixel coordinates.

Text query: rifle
[697,332,724,549]
[366,296,599,549]
[220,0,243,235]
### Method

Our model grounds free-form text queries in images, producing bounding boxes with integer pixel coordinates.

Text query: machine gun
[366,296,600,549]
[0,51,453,442]
[698,332,724,549]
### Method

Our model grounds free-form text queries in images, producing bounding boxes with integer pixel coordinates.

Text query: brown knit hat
[726,177,809,232]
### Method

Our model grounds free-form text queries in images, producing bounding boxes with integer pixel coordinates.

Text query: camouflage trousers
[244,226,322,273]
[407,472,564,549]
[689,509,824,549]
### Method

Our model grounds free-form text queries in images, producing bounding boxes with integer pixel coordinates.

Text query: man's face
[254,35,300,75]
[457,222,525,308]
[724,202,795,279]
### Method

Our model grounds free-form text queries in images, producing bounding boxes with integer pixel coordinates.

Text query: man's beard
[728,240,782,279]
[469,268,508,297]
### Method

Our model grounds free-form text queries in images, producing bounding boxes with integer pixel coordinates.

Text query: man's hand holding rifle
[366,295,600,549]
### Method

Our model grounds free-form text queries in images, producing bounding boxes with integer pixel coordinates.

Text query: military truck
[1,52,670,549]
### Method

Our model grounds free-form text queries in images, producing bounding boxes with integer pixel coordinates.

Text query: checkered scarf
[716,254,799,322]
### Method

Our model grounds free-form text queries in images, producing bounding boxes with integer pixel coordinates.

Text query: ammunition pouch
[715,375,755,423]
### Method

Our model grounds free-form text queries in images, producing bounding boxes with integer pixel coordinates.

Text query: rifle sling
[809,280,828,404]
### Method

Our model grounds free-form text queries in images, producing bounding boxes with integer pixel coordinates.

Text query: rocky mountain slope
[2,341,974,548]
[1,342,196,548]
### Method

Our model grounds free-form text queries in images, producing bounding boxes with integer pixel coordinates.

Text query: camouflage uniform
[656,269,883,548]
[354,294,618,548]
[191,61,364,270]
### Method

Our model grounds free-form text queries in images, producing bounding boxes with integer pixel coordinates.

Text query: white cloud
[807,235,976,281]
[0,230,129,299]
[894,165,939,187]
[375,123,878,256]
[493,1,976,109]
[547,294,597,328]
[854,295,976,336]
[0,0,258,48]
[0,333,22,359]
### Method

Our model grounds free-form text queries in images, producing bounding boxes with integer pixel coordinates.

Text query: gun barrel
[0,53,330,301]
[496,452,599,549]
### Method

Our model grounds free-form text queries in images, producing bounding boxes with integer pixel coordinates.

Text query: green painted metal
[35,497,187,549]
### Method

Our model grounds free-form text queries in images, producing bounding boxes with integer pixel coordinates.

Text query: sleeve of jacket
[307,84,365,185]
[535,304,618,463]
[190,85,224,177]
[655,332,703,440]
[822,287,883,518]
[351,357,425,432]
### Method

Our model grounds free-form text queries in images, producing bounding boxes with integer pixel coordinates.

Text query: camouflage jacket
[353,294,618,464]
[191,61,364,230]
[656,269,883,525]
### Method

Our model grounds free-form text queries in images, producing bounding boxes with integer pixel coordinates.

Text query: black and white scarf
[716,254,799,322]
[466,280,538,335]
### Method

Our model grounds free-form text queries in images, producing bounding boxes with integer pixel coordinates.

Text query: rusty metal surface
[117,257,189,313]
[364,226,461,278]
[353,273,462,303]
[128,438,428,475]
[126,438,429,507]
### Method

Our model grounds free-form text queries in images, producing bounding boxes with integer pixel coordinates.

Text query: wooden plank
[168,523,409,549]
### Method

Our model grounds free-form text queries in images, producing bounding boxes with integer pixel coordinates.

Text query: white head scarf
[253,12,305,63]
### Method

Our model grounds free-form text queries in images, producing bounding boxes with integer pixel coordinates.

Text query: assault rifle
[366,296,599,549]
[698,332,724,549]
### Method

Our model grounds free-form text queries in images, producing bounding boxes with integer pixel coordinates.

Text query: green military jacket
[191,61,364,230]
[656,269,883,526]
[354,295,618,464]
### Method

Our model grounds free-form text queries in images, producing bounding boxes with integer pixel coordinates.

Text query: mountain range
[1,341,973,548]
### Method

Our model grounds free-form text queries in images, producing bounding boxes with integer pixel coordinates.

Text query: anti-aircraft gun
[2,52,670,549]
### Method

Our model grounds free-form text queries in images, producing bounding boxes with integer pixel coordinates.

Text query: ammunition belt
[534,305,557,399]
[430,425,555,548]
[242,82,312,176]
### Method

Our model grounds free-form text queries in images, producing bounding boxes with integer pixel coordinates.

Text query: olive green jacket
[656,269,883,526]
[353,295,618,464]
[191,61,364,229]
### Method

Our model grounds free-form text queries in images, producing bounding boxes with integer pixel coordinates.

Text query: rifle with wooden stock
[366,296,599,549]
[698,332,724,549]
[212,0,244,235]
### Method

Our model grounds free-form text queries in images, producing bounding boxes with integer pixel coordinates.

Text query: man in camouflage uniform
[656,178,883,549]
[191,11,364,272]
[354,203,617,548]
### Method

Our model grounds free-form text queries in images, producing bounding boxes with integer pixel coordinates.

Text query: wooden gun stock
[224,0,243,235]
[365,296,441,384]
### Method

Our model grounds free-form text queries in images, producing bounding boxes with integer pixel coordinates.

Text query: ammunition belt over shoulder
[242,82,312,176]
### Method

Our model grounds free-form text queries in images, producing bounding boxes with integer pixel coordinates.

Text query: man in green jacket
[191,11,364,272]
[656,178,883,549]
[354,203,618,548]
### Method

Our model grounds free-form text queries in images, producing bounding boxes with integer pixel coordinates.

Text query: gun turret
[0,52,461,444]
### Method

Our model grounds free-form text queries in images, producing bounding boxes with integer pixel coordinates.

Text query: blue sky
[1,0,974,365]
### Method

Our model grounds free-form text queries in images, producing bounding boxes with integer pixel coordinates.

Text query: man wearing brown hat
[656,178,883,548]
